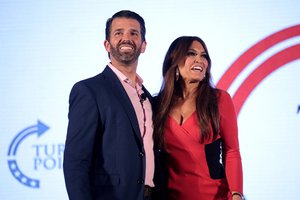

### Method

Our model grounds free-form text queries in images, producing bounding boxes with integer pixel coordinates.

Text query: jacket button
[137,178,144,184]
[139,152,145,157]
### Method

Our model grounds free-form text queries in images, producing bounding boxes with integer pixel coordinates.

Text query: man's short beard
[110,42,142,65]
[110,43,142,65]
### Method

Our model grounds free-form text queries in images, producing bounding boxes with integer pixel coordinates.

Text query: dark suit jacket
[63,66,155,200]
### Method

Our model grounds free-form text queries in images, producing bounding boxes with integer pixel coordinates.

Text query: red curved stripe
[217,24,300,90]
[232,44,300,114]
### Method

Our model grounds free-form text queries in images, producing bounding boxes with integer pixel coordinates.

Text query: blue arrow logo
[7,120,50,188]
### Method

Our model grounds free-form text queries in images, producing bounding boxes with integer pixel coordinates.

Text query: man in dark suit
[63,10,157,200]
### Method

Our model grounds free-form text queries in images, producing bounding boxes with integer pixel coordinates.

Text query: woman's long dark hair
[153,36,220,148]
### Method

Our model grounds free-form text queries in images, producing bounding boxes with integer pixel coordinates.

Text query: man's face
[104,17,146,66]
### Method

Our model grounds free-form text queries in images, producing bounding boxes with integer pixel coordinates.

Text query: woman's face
[178,40,208,84]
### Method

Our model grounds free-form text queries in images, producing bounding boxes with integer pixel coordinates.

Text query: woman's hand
[232,192,244,200]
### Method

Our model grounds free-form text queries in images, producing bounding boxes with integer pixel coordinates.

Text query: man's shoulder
[77,66,113,85]
[81,73,103,83]
[70,68,109,91]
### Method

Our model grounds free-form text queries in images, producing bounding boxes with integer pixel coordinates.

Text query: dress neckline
[169,111,197,126]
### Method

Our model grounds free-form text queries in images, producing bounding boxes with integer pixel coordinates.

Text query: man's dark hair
[105,10,146,42]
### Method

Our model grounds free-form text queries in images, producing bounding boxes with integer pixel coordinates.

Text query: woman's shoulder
[216,88,231,98]
[215,89,234,106]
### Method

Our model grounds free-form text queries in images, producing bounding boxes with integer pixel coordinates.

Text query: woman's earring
[175,68,179,81]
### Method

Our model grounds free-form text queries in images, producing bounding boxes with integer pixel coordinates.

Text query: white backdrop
[1,0,300,199]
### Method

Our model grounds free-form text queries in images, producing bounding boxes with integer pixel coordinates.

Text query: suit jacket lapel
[102,66,143,144]
[142,85,153,106]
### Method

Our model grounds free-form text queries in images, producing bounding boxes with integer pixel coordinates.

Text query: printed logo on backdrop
[217,24,300,115]
[7,120,64,188]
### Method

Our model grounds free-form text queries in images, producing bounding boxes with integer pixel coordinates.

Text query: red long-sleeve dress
[164,90,243,200]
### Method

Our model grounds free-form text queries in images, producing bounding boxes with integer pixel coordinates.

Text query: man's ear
[104,40,110,52]
[141,41,147,53]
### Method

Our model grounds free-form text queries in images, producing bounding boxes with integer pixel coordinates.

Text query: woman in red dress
[153,36,244,200]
